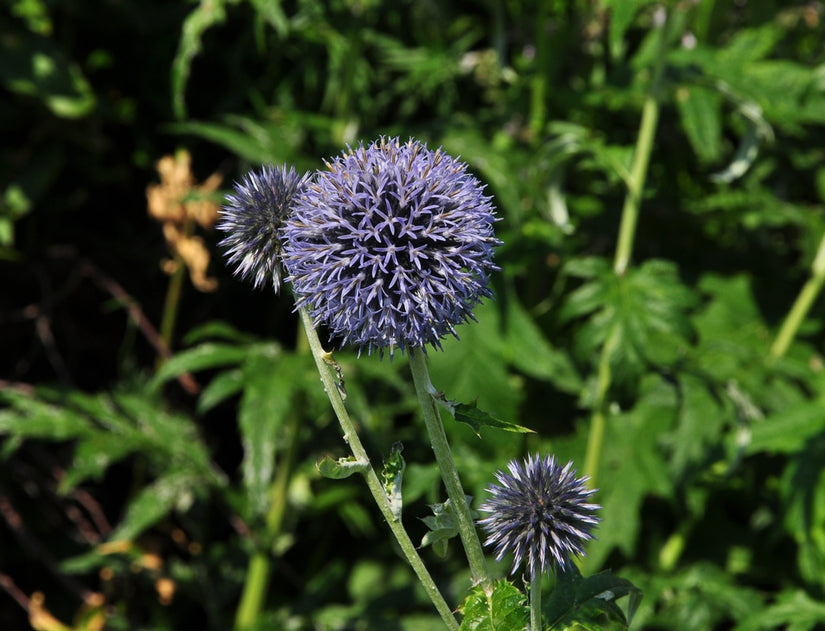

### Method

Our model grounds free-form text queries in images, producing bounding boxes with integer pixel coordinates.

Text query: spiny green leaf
[453,401,533,438]
[459,579,528,631]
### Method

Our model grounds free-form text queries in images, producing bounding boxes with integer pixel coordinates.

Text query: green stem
[584,12,671,488]
[528,1,550,140]
[298,309,460,630]
[613,35,668,276]
[157,218,196,366]
[234,410,301,630]
[408,350,492,592]
[158,255,186,361]
[583,327,618,484]
[530,574,542,631]
[770,229,825,359]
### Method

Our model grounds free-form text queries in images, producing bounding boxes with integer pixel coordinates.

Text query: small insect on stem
[322,351,347,399]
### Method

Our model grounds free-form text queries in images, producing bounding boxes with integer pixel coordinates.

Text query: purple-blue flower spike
[219,165,310,293]
[281,137,500,357]
[478,454,601,578]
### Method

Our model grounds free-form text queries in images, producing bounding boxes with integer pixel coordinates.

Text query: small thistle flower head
[281,137,500,356]
[478,454,600,578]
[218,165,310,292]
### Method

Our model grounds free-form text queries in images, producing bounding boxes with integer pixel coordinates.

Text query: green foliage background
[3,0,825,629]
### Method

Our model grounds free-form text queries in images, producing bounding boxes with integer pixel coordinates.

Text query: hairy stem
[298,309,460,630]
[408,349,492,592]
[770,228,825,359]
[530,574,542,631]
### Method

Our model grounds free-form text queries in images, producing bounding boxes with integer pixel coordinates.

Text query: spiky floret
[478,454,600,578]
[281,137,500,356]
[219,165,310,292]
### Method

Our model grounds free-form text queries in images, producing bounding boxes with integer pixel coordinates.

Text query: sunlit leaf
[459,579,528,631]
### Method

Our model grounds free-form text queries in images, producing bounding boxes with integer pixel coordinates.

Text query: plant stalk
[234,409,300,630]
[583,11,671,488]
[530,574,542,631]
[298,308,460,630]
[769,229,825,359]
[408,349,492,593]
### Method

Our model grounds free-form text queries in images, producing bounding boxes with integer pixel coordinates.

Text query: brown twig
[46,246,200,394]
[0,571,31,613]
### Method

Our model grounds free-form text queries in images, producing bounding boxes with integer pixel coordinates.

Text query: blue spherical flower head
[219,165,310,292]
[282,137,500,356]
[478,454,600,578]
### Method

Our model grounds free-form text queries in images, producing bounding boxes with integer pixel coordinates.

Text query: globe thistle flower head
[281,137,501,356]
[478,454,600,578]
[218,164,310,292]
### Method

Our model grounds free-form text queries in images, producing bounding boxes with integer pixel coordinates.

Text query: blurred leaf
[183,320,259,345]
[108,470,203,542]
[663,373,728,476]
[560,258,696,387]
[583,375,676,571]
[676,85,722,164]
[59,431,137,493]
[197,367,244,413]
[637,562,764,629]
[172,0,235,119]
[151,342,264,390]
[603,0,657,61]
[238,351,302,518]
[746,400,825,455]
[0,29,95,117]
[428,300,521,423]
[0,389,93,444]
[502,287,581,393]
[545,566,642,629]
[458,579,528,631]
[731,589,825,631]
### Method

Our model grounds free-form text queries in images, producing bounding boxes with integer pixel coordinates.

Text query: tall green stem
[298,309,460,630]
[157,219,195,365]
[583,11,671,486]
[234,410,300,630]
[529,574,542,631]
[408,350,492,592]
[770,229,825,360]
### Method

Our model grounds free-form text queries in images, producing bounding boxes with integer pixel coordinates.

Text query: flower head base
[478,454,600,578]
[282,137,500,356]
[219,165,309,292]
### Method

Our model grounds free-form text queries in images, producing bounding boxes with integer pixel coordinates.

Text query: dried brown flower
[146,150,222,292]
